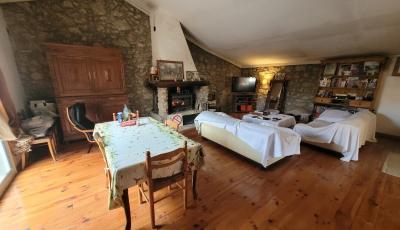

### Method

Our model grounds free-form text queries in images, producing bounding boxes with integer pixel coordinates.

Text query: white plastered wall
[0,8,25,112]
[150,8,197,76]
[375,55,400,137]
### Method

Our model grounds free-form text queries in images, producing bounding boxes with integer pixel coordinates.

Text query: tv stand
[232,93,257,113]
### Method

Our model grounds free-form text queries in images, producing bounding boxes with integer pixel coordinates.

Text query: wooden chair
[66,103,95,153]
[138,141,188,228]
[164,114,182,132]
[164,119,180,131]
[28,127,57,166]
[93,133,111,189]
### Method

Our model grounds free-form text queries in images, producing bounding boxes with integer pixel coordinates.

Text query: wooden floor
[1,129,399,230]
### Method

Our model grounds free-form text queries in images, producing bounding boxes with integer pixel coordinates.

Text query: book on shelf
[346,77,360,88]
[367,79,377,89]
[319,77,331,87]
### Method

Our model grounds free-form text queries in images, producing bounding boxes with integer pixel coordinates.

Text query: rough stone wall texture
[194,86,209,111]
[1,0,153,114]
[241,65,322,113]
[187,40,241,112]
[157,88,168,118]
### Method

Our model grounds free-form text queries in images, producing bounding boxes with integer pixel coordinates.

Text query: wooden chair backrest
[164,119,180,131]
[66,107,95,143]
[145,141,187,179]
[66,107,82,132]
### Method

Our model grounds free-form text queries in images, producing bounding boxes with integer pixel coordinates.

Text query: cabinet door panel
[56,57,92,96]
[97,95,128,122]
[93,59,124,94]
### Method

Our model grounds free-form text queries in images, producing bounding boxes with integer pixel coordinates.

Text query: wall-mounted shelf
[232,94,257,113]
[314,56,387,115]
[147,80,209,88]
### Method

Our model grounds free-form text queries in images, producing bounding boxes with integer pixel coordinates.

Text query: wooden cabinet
[314,56,386,111]
[92,59,124,94]
[46,43,128,141]
[53,56,93,96]
[56,95,128,141]
[232,94,257,112]
[46,43,125,97]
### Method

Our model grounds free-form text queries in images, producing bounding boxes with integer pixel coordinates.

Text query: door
[92,59,124,94]
[0,141,16,196]
[55,56,92,96]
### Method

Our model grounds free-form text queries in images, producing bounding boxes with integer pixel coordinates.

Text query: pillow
[318,109,352,122]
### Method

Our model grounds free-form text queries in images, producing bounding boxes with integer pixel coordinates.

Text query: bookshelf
[232,93,257,113]
[314,56,387,115]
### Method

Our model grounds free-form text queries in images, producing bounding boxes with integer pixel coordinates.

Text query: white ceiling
[144,0,400,67]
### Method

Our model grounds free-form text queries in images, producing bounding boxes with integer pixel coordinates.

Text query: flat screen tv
[232,77,257,92]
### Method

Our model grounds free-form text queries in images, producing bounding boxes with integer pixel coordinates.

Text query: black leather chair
[66,103,95,153]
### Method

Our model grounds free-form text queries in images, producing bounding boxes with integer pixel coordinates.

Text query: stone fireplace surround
[148,81,209,128]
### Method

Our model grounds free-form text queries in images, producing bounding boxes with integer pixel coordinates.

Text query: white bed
[293,109,377,162]
[194,111,301,168]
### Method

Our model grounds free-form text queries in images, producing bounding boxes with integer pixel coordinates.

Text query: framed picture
[364,61,380,76]
[350,63,363,75]
[323,63,337,76]
[185,71,200,81]
[338,64,352,76]
[157,60,184,81]
[392,57,400,76]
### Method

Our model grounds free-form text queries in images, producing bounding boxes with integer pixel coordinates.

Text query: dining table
[93,117,204,229]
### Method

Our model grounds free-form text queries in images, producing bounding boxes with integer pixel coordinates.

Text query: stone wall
[1,0,153,114]
[187,40,241,112]
[241,65,322,113]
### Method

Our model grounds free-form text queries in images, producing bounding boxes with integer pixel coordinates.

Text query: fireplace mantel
[147,80,210,88]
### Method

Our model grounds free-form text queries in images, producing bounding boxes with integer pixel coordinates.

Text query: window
[0,141,16,196]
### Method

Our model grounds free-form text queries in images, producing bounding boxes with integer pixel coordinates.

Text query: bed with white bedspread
[194,111,301,167]
[293,109,376,162]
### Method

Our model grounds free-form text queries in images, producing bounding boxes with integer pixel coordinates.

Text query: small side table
[22,127,57,169]
[242,113,296,128]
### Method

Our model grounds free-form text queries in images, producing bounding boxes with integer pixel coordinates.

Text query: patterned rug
[382,152,400,177]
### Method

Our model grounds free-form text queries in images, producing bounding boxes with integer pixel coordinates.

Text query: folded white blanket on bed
[293,110,376,162]
[195,111,301,167]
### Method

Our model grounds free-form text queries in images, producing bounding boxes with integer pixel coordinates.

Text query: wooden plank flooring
[0,129,399,229]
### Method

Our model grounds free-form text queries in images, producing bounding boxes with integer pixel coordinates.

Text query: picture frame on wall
[392,57,400,76]
[323,63,337,76]
[364,61,380,76]
[157,60,184,81]
[338,64,352,76]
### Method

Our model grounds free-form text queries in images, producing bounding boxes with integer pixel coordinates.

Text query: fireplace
[169,93,194,113]
[148,80,210,127]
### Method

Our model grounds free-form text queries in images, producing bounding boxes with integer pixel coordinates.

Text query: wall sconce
[259,71,274,90]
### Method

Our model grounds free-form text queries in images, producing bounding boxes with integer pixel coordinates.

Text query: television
[232,77,257,92]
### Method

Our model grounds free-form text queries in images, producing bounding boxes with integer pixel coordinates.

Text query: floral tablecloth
[93,117,204,209]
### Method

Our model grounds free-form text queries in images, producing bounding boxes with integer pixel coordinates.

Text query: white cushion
[318,109,352,122]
